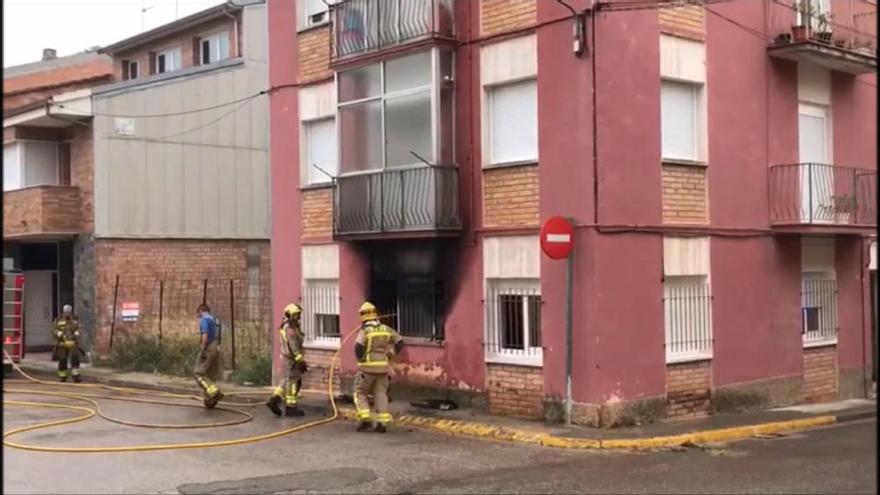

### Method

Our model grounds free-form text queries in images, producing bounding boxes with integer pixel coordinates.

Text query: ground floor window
[485,279,542,366]
[663,275,713,363]
[302,279,340,345]
[801,272,838,346]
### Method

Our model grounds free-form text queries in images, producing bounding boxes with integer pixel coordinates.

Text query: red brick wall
[93,239,271,352]
[483,165,540,228]
[3,186,81,237]
[486,363,543,419]
[300,347,341,392]
[480,0,537,36]
[662,164,708,224]
[803,345,838,403]
[114,16,239,80]
[302,188,333,238]
[659,5,705,42]
[298,27,332,84]
[666,360,712,419]
[70,125,94,232]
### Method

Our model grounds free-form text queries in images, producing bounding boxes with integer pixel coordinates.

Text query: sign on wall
[114,118,136,136]
[121,302,140,323]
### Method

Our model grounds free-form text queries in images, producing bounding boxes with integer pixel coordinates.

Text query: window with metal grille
[801,274,837,346]
[663,275,713,363]
[485,280,542,365]
[302,279,339,345]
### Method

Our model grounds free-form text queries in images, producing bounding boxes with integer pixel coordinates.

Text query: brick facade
[662,164,708,224]
[666,360,712,419]
[483,165,539,228]
[486,363,543,419]
[92,239,271,352]
[300,347,340,392]
[113,16,238,80]
[659,5,706,42]
[298,27,332,84]
[3,186,81,238]
[803,345,838,403]
[480,0,537,36]
[302,188,333,238]
[70,125,95,232]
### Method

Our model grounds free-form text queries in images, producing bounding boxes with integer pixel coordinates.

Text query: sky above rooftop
[3,0,223,68]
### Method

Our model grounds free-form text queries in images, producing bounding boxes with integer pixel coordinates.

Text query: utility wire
[57,91,264,118]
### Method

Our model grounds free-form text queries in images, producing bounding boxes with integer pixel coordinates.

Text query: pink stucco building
[269,0,877,426]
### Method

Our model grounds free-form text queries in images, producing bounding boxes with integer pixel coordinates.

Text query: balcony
[333,165,461,239]
[769,163,876,234]
[330,0,455,63]
[767,0,877,74]
[3,185,81,239]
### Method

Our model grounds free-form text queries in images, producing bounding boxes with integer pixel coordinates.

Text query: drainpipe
[224,3,240,58]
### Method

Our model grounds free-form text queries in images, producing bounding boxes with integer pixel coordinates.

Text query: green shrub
[104,333,201,377]
[229,352,272,386]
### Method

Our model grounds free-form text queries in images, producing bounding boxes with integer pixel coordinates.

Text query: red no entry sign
[540,216,574,260]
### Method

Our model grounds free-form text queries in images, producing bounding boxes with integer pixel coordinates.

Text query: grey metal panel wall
[93,4,269,239]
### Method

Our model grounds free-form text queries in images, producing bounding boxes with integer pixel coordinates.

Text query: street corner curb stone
[337,406,838,450]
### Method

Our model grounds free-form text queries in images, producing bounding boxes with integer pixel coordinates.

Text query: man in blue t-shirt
[192,304,223,408]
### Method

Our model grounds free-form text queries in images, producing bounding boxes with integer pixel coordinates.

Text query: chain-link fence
[105,276,272,371]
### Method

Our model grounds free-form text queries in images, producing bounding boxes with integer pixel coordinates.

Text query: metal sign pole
[565,224,575,426]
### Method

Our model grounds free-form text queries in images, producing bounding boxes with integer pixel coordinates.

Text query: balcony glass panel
[385,92,432,168]
[385,51,432,93]
[338,64,381,103]
[339,100,382,174]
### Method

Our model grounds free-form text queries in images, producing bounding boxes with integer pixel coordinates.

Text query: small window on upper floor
[156,48,181,74]
[201,32,231,65]
[123,60,139,80]
[298,0,329,30]
[487,79,538,166]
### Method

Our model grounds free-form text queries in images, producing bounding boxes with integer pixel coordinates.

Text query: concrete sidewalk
[8,357,875,450]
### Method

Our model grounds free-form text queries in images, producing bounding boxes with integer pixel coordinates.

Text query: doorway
[23,270,56,350]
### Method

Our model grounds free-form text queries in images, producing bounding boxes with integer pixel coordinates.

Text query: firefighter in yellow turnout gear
[52,304,82,383]
[353,301,403,433]
[266,303,308,417]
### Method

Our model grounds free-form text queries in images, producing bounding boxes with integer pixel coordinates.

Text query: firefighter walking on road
[193,304,223,409]
[267,303,308,417]
[52,304,82,383]
[353,301,403,433]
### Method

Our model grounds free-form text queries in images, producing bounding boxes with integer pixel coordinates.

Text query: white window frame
[3,140,60,191]
[303,117,338,185]
[156,47,181,74]
[484,279,543,367]
[663,274,713,364]
[302,278,341,349]
[298,0,330,30]
[485,78,538,166]
[336,48,450,175]
[661,78,705,163]
[201,32,230,65]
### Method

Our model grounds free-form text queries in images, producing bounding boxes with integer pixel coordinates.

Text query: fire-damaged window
[368,241,447,340]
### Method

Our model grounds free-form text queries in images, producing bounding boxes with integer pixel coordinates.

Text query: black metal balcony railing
[769,163,877,226]
[333,165,461,236]
[331,0,455,61]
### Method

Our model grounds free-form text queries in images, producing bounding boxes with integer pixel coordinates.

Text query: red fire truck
[3,271,25,364]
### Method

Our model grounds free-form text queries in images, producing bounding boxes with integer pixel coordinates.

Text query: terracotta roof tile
[3,60,113,96]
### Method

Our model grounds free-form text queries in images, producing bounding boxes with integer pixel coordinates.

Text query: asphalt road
[3,384,876,494]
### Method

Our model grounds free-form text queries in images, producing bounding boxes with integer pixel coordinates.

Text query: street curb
[338,408,838,450]
[11,363,853,450]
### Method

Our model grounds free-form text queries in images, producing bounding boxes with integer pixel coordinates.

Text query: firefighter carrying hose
[266,303,308,417]
[353,301,403,433]
[52,304,82,383]
[193,304,223,409]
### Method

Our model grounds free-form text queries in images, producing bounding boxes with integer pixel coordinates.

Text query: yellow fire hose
[2,327,360,453]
